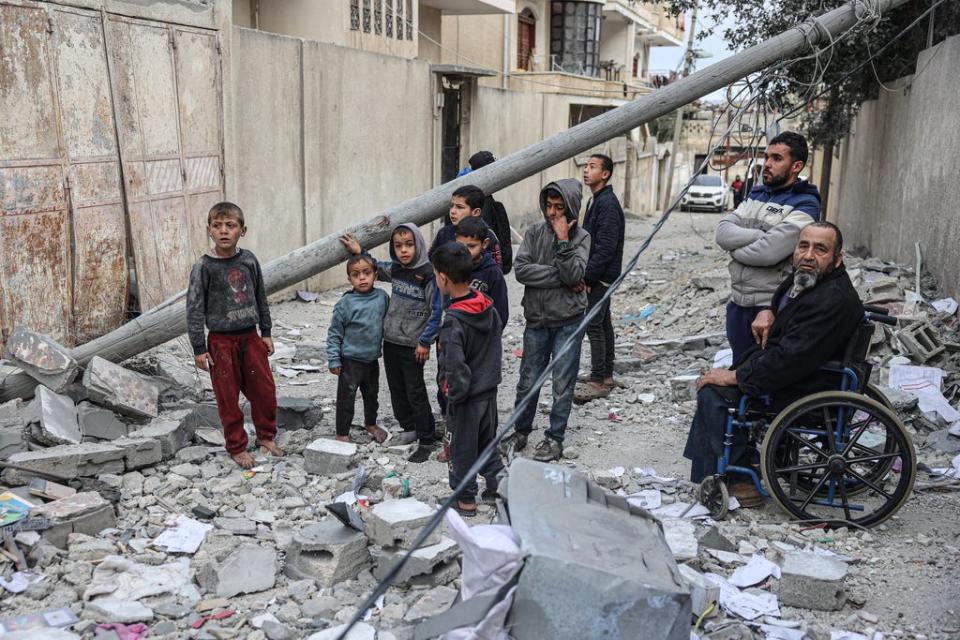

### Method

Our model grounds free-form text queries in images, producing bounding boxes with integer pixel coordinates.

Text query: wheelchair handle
[865,311,897,326]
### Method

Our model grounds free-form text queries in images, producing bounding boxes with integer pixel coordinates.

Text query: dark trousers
[383,341,435,445]
[448,394,504,503]
[208,330,277,455]
[683,385,747,483]
[335,357,380,436]
[725,301,765,363]
[585,284,615,381]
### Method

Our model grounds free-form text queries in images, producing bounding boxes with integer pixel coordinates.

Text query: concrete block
[363,498,441,549]
[613,356,645,374]
[285,520,370,586]
[83,356,159,419]
[777,551,848,611]
[33,492,117,549]
[670,375,699,403]
[896,321,946,363]
[659,517,698,561]
[0,425,26,460]
[1,443,126,484]
[84,598,154,623]
[155,352,210,401]
[126,410,195,459]
[372,536,460,584]
[277,397,321,430]
[698,525,737,553]
[0,397,23,426]
[504,458,690,640]
[214,517,258,536]
[678,564,721,618]
[30,386,81,446]
[78,402,129,441]
[198,544,278,597]
[113,437,164,470]
[3,327,79,392]
[304,438,357,475]
[404,585,458,622]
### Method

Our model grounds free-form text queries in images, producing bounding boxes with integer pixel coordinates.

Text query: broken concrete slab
[77,402,128,441]
[197,544,277,597]
[83,598,154,623]
[0,425,26,460]
[28,386,82,446]
[2,443,126,484]
[0,397,23,426]
[777,551,848,611]
[678,564,721,618]
[659,517,699,561]
[404,584,458,622]
[698,525,737,553]
[504,458,690,640]
[285,519,370,587]
[214,517,258,536]
[896,320,946,363]
[372,536,460,584]
[3,327,79,392]
[82,356,159,419]
[32,492,117,549]
[126,410,195,459]
[304,438,357,475]
[306,623,376,640]
[277,397,322,430]
[112,437,163,470]
[670,375,699,403]
[363,498,442,549]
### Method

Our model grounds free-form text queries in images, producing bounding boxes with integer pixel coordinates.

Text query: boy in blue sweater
[429,185,503,270]
[327,255,390,443]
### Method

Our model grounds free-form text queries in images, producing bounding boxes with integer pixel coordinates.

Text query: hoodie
[715,179,822,307]
[514,179,591,328]
[469,252,509,331]
[368,223,443,348]
[326,287,390,369]
[428,223,503,270]
[439,290,502,405]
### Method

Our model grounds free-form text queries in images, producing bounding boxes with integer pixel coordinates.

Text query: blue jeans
[514,322,583,443]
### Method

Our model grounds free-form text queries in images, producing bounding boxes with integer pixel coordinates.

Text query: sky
[648,10,739,102]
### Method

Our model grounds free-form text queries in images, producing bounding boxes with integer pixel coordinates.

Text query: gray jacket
[514,179,591,328]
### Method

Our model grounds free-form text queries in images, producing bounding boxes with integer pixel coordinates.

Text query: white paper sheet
[932,297,959,315]
[151,516,212,554]
[728,554,781,587]
[626,489,662,510]
[0,572,44,594]
[705,572,780,620]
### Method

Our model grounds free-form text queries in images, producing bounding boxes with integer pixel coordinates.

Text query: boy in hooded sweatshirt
[454,217,508,331]
[433,242,504,517]
[502,179,591,463]
[341,224,442,462]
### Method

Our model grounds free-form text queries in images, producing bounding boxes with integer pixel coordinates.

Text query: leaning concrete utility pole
[660,1,699,210]
[0,0,918,402]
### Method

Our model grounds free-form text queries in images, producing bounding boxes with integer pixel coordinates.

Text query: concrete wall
[229,27,434,290]
[832,35,960,297]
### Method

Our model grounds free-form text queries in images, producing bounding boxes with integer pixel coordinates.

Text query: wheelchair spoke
[784,429,830,460]
[839,472,852,522]
[845,468,894,500]
[845,452,901,465]
[798,472,831,512]
[849,441,884,458]
[776,461,830,475]
[840,418,874,456]
[822,407,837,453]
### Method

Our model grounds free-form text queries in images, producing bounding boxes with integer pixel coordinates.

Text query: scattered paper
[268,342,297,361]
[152,516,213,554]
[713,348,734,368]
[729,554,781,588]
[760,624,806,640]
[0,572,44,594]
[626,489,662,510]
[931,297,958,315]
[889,364,943,389]
[830,631,870,640]
[275,367,301,378]
[608,466,626,478]
[888,365,960,422]
[296,290,320,302]
[650,501,710,519]
[706,572,780,620]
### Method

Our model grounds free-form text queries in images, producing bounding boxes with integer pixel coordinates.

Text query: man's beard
[790,263,835,298]
[763,168,790,188]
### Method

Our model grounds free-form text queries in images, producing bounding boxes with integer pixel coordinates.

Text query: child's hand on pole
[340,233,362,255]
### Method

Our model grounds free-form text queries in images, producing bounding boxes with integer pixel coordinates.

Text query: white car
[680,175,731,213]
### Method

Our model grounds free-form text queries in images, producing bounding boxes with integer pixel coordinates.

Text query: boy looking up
[340,224,441,462]
[502,180,590,463]
[454,217,508,331]
[326,255,390,443]
[577,153,625,401]
[187,202,283,469]
[429,185,503,269]
[433,242,504,517]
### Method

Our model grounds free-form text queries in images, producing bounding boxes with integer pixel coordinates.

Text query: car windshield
[693,175,722,187]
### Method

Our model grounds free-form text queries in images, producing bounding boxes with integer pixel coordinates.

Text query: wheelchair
[700,305,917,528]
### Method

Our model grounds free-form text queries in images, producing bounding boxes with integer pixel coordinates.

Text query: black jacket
[735,264,863,399]
[582,185,625,286]
[439,291,503,405]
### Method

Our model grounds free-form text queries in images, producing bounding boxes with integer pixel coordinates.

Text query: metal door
[440,85,462,184]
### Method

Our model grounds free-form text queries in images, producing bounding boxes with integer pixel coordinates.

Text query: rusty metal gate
[0,0,222,347]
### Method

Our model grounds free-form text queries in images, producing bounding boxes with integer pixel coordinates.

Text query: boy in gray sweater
[327,255,390,443]
[187,202,282,469]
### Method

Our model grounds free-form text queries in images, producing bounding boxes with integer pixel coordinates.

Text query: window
[693,175,722,186]
[406,0,413,40]
[363,0,371,33]
[396,0,403,40]
[374,0,382,35]
[550,1,602,78]
[569,103,612,127]
[386,0,393,36]
[350,0,360,30]
[518,8,536,71]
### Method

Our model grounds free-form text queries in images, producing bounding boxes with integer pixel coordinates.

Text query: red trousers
[208,330,277,454]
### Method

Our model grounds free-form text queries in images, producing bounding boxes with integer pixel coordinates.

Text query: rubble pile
[0,215,958,639]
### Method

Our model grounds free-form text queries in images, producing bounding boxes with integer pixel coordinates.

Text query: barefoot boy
[327,255,390,443]
[187,202,283,468]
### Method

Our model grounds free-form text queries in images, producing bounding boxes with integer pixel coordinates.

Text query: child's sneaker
[498,432,527,455]
[532,438,562,462]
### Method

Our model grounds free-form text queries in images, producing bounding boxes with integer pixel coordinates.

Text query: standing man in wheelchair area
[683,221,863,506]
[715,131,822,363]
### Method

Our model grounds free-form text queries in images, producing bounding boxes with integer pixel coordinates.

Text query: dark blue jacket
[429,224,503,270]
[582,185,625,286]
[468,252,508,331]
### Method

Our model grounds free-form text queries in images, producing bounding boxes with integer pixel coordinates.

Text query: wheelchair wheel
[760,391,915,528]
[700,476,729,520]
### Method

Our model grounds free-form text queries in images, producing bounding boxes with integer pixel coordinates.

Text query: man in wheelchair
[683,221,863,506]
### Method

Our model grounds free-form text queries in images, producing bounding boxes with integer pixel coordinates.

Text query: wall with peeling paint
[832,34,960,298]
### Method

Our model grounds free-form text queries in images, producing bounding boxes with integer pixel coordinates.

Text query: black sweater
[582,184,625,286]
[735,264,863,399]
[438,291,502,405]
